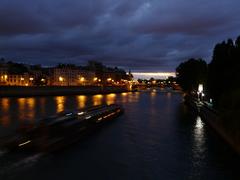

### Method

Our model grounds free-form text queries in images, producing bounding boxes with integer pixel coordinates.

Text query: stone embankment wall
[185,94,240,154]
[0,86,130,97]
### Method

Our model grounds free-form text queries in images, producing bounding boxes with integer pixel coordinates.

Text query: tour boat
[0,104,124,152]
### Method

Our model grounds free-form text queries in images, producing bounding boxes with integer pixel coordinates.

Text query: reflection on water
[121,92,127,97]
[167,92,171,98]
[121,92,128,103]
[0,91,239,180]
[151,89,157,98]
[55,96,65,113]
[92,94,103,106]
[26,98,35,109]
[1,98,9,113]
[77,95,87,109]
[17,98,36,122]
[193,116,206,158]
[18,98,26,121]
[106,93,116,105]
[0,116,10,127]
[39,98,46,114]
[26,98,35,121]
[0,98,10,127]
[18,98,26,111]
[126,91,140,103]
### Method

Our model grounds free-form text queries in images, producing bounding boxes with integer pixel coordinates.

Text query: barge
[0,104,124,152]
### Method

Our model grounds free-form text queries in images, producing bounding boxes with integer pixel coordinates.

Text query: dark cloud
[0,0,240,71]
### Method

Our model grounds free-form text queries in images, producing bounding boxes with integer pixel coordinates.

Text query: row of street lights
[58,76,119,83]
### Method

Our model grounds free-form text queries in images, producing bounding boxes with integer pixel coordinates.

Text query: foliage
[176,58,208,92]
[7,61,29,74]
[208,36,240,106]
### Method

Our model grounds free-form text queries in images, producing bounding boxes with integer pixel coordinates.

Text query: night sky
[0,0,240,72]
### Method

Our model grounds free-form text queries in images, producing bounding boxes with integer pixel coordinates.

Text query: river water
[0,89,239,180]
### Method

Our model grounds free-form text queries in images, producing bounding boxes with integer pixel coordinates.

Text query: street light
[59,76,64,82]
[80,77,85,82]
[198,84,203,93]
[197,84,203,101]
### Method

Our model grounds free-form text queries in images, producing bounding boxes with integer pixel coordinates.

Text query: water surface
[0,89,239,180]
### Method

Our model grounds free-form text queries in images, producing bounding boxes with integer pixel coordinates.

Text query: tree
[7,62,29,74]
[208,37,240,106]
[176,58,208,92]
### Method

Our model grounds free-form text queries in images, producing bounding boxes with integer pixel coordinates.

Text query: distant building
[78,70,96,85]
[6,73,34,86]
[50,66,96,86]
[0,60,131,87]
[0,67,8,85]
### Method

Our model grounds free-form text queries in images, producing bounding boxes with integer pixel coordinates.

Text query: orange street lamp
[20,77,24,81]
[59,76,64,82]
[93,77,98,82]
[80,77,85,82]
[29,77,34,81]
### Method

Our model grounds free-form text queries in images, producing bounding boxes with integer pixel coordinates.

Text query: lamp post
[59,76,64,86]
[197,84,203,101]
[80,77,85,85]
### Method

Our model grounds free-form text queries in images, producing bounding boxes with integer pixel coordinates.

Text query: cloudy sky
[0,0,239,72]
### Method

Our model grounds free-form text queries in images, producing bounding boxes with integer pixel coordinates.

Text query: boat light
[85,115,92,119]
[78,112,84,115]
[18,140,31,147]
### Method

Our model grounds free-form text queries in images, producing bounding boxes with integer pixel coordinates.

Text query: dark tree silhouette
[208,36,240,106]
[176,58,208,92]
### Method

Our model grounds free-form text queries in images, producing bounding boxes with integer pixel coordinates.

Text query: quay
[185,94,240,154]
[0,86,131,97]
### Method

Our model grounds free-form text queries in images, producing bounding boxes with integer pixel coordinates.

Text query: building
[0,60,131,87]
[51,66,96,86]
[6,73,34,86]
[78,70,96,85]
[0,67,8,85]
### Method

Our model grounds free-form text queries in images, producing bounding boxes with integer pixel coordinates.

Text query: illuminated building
[0,67,8,85]
[6,73,34,86]
[51,66,95,86]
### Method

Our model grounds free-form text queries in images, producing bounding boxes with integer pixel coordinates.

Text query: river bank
[200,105,240,154]
[185,94,240,154]
[0,86,131,97]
